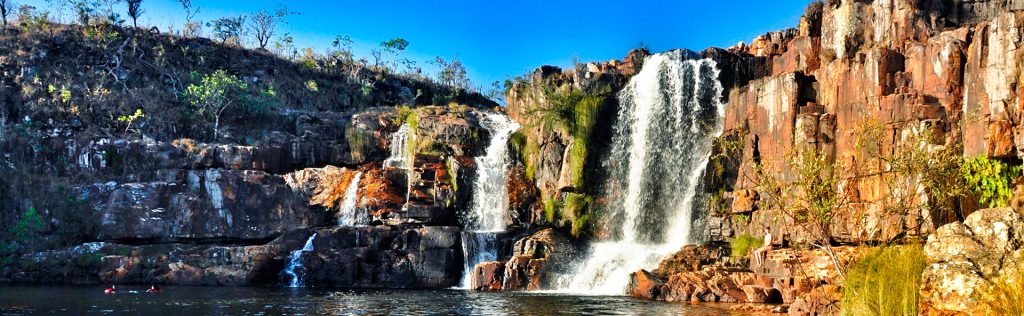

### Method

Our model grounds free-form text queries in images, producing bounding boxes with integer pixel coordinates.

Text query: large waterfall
[459,112,521,288]
[337,172,365,226]
[556,51,725,294]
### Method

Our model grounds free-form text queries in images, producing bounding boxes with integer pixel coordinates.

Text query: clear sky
[19,0,812,89]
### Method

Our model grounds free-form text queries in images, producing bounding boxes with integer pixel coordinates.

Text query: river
[0,286,743,315]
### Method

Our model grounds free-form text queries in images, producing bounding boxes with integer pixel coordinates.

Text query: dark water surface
[0,285,743,315]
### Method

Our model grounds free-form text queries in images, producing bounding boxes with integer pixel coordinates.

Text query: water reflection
[0,286,742,315]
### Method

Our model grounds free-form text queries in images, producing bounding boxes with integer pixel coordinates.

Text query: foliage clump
[729,233,763,258]
[960,156,1021,209]
[841,245,926,316]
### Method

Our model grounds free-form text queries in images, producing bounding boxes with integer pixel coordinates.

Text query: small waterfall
[459,112,520,288]
[337,172,365,226]
[555,51,725,294]
[283,233,317,288]
[384,123,411,169]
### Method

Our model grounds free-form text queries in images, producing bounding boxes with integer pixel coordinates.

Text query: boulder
[920,207,1024,314]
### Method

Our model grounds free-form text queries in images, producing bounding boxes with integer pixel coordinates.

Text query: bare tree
[0,0,12,27]
[248,4,296,50]
[126,0,141,28]
[178,0,199,37]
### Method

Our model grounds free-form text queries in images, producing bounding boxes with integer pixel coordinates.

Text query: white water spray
[554,51,725,295]
[459,112,520,288]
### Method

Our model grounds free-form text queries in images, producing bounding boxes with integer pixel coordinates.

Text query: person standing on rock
[752,226,773,268]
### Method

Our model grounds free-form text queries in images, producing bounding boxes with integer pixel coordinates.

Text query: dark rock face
[294,226,463,288]
[77,169,329,243]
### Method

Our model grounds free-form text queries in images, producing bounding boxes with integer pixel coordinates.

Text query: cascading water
[283,233,317,288]
[384,123,411,169]
[554,51,725,295]
[459,112,521,288]
[337,172,365,226]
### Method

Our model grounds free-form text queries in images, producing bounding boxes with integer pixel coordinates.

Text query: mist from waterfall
[459,112,521,288]
[554,51,725,295]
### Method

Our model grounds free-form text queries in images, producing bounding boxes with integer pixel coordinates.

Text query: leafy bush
[393,105,419,129]
[960,156,1021,208]
[9,207,45,245]
[841,245,926,316]
[976,266,1024,316]
[729,233,763,258]
[183,70,248,141]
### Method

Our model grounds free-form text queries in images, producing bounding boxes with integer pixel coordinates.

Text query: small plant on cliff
[117,108,145,133]
[183,70,247,141]
[841,245,926,316]
[960,156,1022,209]
[729,233,763,258]
[393,105,419,129]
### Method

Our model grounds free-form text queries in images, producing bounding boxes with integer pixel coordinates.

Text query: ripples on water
[0,286,744,315]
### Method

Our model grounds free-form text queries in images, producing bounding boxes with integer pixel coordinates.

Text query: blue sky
[20,0,811,89]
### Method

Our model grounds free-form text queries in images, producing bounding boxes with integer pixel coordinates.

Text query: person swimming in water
[146,285,161,293]
[104,285,116,295]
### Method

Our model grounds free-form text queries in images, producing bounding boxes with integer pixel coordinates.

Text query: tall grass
[977,266,1024,315]
[841,245,926,316]
[729,233,763,258]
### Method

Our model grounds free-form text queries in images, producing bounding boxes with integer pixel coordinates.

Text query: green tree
[248,4,296,50]
[183,70,247,141]
[380,37,409,70]
[433,55,469,91]
[208,15,245,45]
[10,207,45,249]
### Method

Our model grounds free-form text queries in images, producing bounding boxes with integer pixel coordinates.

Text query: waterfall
[555,51,725,294]
[337,172,365,226]
[283,233,317,288]
[384,123,411,169]
[459,112,521,288]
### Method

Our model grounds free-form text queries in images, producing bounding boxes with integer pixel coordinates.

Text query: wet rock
[299,226,464,288]
[470,261,505,291]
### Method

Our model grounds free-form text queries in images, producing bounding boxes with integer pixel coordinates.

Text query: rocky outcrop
[628,244,857,313]
[293,226,464,288]
[2,226,464,288]
[469,228,578,291]
[920,207,1024,314]
[0,230,312,285]
[76,168,328,243]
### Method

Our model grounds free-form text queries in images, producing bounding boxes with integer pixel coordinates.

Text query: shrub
[976,266,1024,316]
[729,233,763,258]
[182,70,248,141]
[393,105,418,129]
[841,245,926,316]
[563,193,593,237]
[960,156,1022,208]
